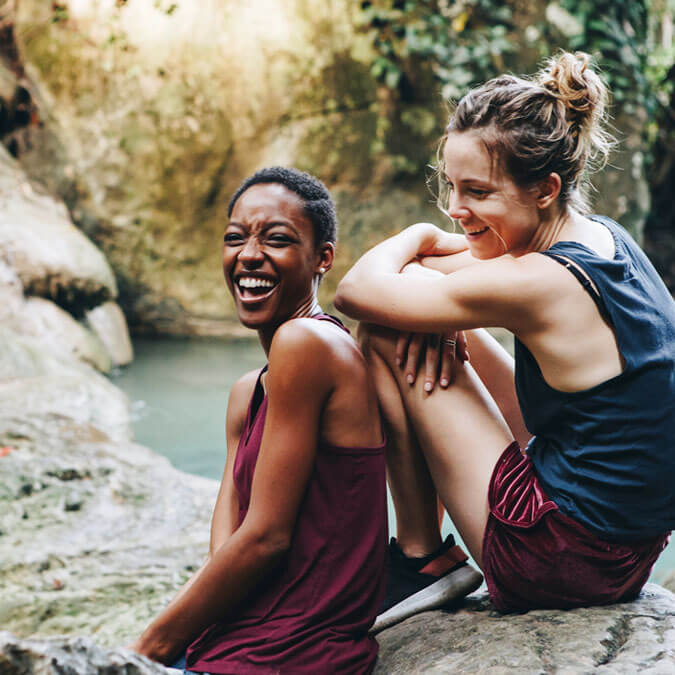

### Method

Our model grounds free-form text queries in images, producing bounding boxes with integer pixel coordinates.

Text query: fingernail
[396,357,401,367]
[424,381,432,392]
[440,378,449,387]
[407,374,414,384]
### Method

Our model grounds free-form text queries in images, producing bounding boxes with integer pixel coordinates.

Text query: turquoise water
[111,337,673,584]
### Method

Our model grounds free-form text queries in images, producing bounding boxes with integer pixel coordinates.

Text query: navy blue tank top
[516,216,675,542]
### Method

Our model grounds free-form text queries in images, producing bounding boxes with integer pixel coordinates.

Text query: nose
[238,235,264,266]
[447,191,471,220]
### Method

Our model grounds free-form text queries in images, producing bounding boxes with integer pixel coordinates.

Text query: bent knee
[357,322,398,358]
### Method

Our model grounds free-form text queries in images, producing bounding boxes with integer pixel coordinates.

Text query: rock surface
[6,297,112,372]
[375,585,675,673]
[2,586,674,673]
[0,144,117,313]
[0,144,132,373]
[0,632,169,675]
[85,301,134,367]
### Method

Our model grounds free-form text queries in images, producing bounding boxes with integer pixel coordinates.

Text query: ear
[315,242,335,276]
[535,173,562,209]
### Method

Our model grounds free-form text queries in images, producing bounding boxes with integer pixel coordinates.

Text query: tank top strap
[540,250,611,323]
[312,312,350,334]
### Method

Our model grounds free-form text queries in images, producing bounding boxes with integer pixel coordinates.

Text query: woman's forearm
[132,526,288,664]
[335,223,448,319]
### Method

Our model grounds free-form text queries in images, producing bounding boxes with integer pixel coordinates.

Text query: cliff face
[5,0,653,335]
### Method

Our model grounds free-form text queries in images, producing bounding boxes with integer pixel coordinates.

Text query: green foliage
[359,0,515,101]
[559,0,653,113]
[360,0,663,108]
[360,0,673,170]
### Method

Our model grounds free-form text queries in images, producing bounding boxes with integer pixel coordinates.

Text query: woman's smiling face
[223,182,328,329]
[441,130,542,259]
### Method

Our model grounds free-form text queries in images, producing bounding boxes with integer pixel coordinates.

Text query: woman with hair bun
[336,52,674,625]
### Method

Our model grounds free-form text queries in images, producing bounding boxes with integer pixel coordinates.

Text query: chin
[468,245,498,260]
[238,314,272,329]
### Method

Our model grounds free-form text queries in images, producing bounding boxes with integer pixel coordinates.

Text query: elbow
[245,527,292,564]
[334,277,357,317]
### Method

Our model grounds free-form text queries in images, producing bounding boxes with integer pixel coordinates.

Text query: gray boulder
[0,379,216,647]
[6,297,112,372]
[1,586,673,673]
[0,632,169,675]
[0,144,117,311]
[85,301,134,367]
[375,585,675,673]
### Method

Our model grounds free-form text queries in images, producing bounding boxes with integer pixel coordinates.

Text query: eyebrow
[226,219,302,236]
[443,176,494,186]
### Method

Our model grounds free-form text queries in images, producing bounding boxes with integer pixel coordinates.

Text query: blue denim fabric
[169,654,209,675]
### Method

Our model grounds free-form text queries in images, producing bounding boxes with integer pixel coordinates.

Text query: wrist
[135,621,183,664]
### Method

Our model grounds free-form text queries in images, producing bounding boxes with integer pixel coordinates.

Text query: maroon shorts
[482,442,670,613]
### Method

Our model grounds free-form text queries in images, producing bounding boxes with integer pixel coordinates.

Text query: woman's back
[186,315,387,674]
[519,216,675,541]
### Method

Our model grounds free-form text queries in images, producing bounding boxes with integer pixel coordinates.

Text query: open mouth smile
[464,226,489,238]
[235,275,279,303]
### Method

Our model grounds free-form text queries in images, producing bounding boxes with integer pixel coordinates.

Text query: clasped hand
[396,330,468,392]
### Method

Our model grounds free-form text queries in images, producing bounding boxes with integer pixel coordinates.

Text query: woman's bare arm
[209,370,259,555]
[335,223,543,335]
[129,322,337,664]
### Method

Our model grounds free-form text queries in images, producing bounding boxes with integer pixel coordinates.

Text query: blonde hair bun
[538,51,612,166]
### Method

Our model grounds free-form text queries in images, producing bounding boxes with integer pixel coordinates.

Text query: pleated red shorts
[482,442,669,613]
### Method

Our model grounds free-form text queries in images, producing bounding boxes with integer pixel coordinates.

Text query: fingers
[404,333,425,385]
[439,334,456,388]
[395,330,467,392]
[457,330,469,363]
[424,334,440,392]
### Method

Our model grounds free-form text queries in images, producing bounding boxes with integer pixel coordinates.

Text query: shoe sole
[370,565,483,634]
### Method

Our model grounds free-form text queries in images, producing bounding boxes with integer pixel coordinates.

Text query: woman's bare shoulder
[227,368,262,434]
[269,318,364,380]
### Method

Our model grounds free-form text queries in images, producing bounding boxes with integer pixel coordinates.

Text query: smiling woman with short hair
[130,167,387,674]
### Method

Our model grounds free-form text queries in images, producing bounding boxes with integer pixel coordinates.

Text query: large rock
[85,301,134,367]
[0,333,217,645]
[0,144,117,314]
[0,632,169,675]
[374,587,675,673]
[5,297,112,372]
[1,586,674,673]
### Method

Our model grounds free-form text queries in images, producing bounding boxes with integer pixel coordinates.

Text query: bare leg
[362,324,514,568]
[361,326,442,557]
[464,329,531,449]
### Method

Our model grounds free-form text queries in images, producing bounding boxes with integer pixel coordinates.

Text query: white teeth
[238,277,275,289]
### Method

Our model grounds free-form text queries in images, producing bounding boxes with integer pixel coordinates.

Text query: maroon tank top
[185,315,387,674]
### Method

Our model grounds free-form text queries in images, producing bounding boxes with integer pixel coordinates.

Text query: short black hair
[228,167,337,246]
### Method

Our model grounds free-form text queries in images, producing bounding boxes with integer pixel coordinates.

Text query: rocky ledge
[1,584,674,674]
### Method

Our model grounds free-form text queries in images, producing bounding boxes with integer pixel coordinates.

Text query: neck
[258,295,323,355]
[523,206,575,254]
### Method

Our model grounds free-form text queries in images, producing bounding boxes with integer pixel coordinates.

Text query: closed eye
[224,232,245,245]
[267,233,294,245]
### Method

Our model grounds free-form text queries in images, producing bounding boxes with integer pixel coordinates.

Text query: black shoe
[371,535,483,633]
